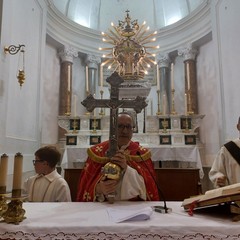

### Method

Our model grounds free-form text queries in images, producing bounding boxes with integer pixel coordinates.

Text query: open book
[182,182,240,210]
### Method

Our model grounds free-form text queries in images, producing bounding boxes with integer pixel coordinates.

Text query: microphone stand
[136,151,171,213]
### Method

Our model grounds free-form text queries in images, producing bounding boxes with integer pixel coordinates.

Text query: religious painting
[90,119,101,130]
[185,135,196,145]
[66,136,77,145]
[90,136,101,145]
[160,135,171,145]
[69,119,80,130]
[180,118,192,129]
[159,118,171,129]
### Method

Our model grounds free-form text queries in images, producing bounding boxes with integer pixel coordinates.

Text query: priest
[76,112,159,202]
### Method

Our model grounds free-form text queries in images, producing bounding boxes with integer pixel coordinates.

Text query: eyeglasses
[32,160,44,165]
[118,124,133,130]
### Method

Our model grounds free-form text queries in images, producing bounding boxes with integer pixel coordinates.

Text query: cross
[81,71,147,158]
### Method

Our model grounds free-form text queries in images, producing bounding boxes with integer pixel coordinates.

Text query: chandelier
[99,10,159,80]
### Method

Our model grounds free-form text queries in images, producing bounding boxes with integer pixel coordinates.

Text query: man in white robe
[209,117,240,188]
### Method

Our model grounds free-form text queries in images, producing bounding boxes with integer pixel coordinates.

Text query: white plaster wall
[0,0,47,177]
[41,43,60,144]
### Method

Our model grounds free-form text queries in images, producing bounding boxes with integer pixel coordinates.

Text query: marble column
[178,44,198,114]
[156,53,171,114]
[58,45,78,140]
[85,54,101,98]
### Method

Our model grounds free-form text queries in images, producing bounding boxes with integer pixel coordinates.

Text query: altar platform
[1,201,240,240]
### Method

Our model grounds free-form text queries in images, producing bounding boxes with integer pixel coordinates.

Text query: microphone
[136,151,171,213]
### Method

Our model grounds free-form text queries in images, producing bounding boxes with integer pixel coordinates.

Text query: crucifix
[81,71,147,158]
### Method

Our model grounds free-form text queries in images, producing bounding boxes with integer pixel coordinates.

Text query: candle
[171,63,174,90]
[12,152,23,191]
[67,65,71,92]
[186,63,190,90]
[156,64,160,90]
[163,94,166,115]
[0,154,8,191]
[184,93,188,115]
[100,65,103,89]
[86,66,89,93]
[73,95,77,117]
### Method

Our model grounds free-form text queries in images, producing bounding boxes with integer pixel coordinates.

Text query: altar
[62,145,204,178]
[1,201,240,240]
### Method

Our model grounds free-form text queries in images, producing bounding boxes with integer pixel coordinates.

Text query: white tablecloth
[0,201,239,240]
[62,145,204,178]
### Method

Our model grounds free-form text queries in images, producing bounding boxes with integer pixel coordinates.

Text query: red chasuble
[76,140,159,201]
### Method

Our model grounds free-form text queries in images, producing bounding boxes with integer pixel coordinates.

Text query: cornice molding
[46,0,211,55]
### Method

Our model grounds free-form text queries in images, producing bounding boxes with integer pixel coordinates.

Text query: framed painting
[185,135,196,145]
[160,135,171,145]
[90,136,101,145]
[66,136,77,145]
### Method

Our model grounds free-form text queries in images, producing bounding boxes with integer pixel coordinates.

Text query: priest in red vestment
[76,112,159,202]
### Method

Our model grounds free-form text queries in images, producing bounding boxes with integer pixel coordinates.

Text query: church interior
[0,0,240,200]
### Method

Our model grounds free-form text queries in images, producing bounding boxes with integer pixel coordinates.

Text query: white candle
[163,94,166,115]
[0,154,8,189]
[171,63,174,90]
[73,95,77,117]
[156,64,160,90]
[186,63,190,90]
[100,65,103,89]
[67,65,71,92]
[86,66,89,92]
[12,153,23,190]
[184,93,188,115]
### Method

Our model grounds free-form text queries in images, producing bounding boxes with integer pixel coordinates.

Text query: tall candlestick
[0,154,8,191]
[100,65,103,89]
[156,64,160,90]
[171,63,174,90]
[163,94,166,115]
[12,153,23,191]
[86,66,89,93]
[184,93,188,115]
[73,95,77,117]
[67,65,71,92]
[186,63,190,90]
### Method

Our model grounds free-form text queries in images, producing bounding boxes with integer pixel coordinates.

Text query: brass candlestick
[3,191,27,224]
[187,91,194,115]
[183,116,190,133]
[72,118,79,134]
[0,190,9,219]
[156,90,162,115]
[162,118,168,133]
[99,89,105,116]
[91,117,97,134]
[171,89,177,115]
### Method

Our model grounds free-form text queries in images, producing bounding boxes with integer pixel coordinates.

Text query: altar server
[209,117,240,188]
[24,145,71,202]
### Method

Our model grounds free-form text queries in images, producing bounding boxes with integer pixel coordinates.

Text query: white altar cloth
[62,145,204,178]
[0,201,240,240]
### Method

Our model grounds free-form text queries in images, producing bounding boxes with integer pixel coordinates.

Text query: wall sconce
[4,44,25,87]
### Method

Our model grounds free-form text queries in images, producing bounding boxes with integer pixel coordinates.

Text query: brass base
[3,196,27,224]
[0,193,9,218]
